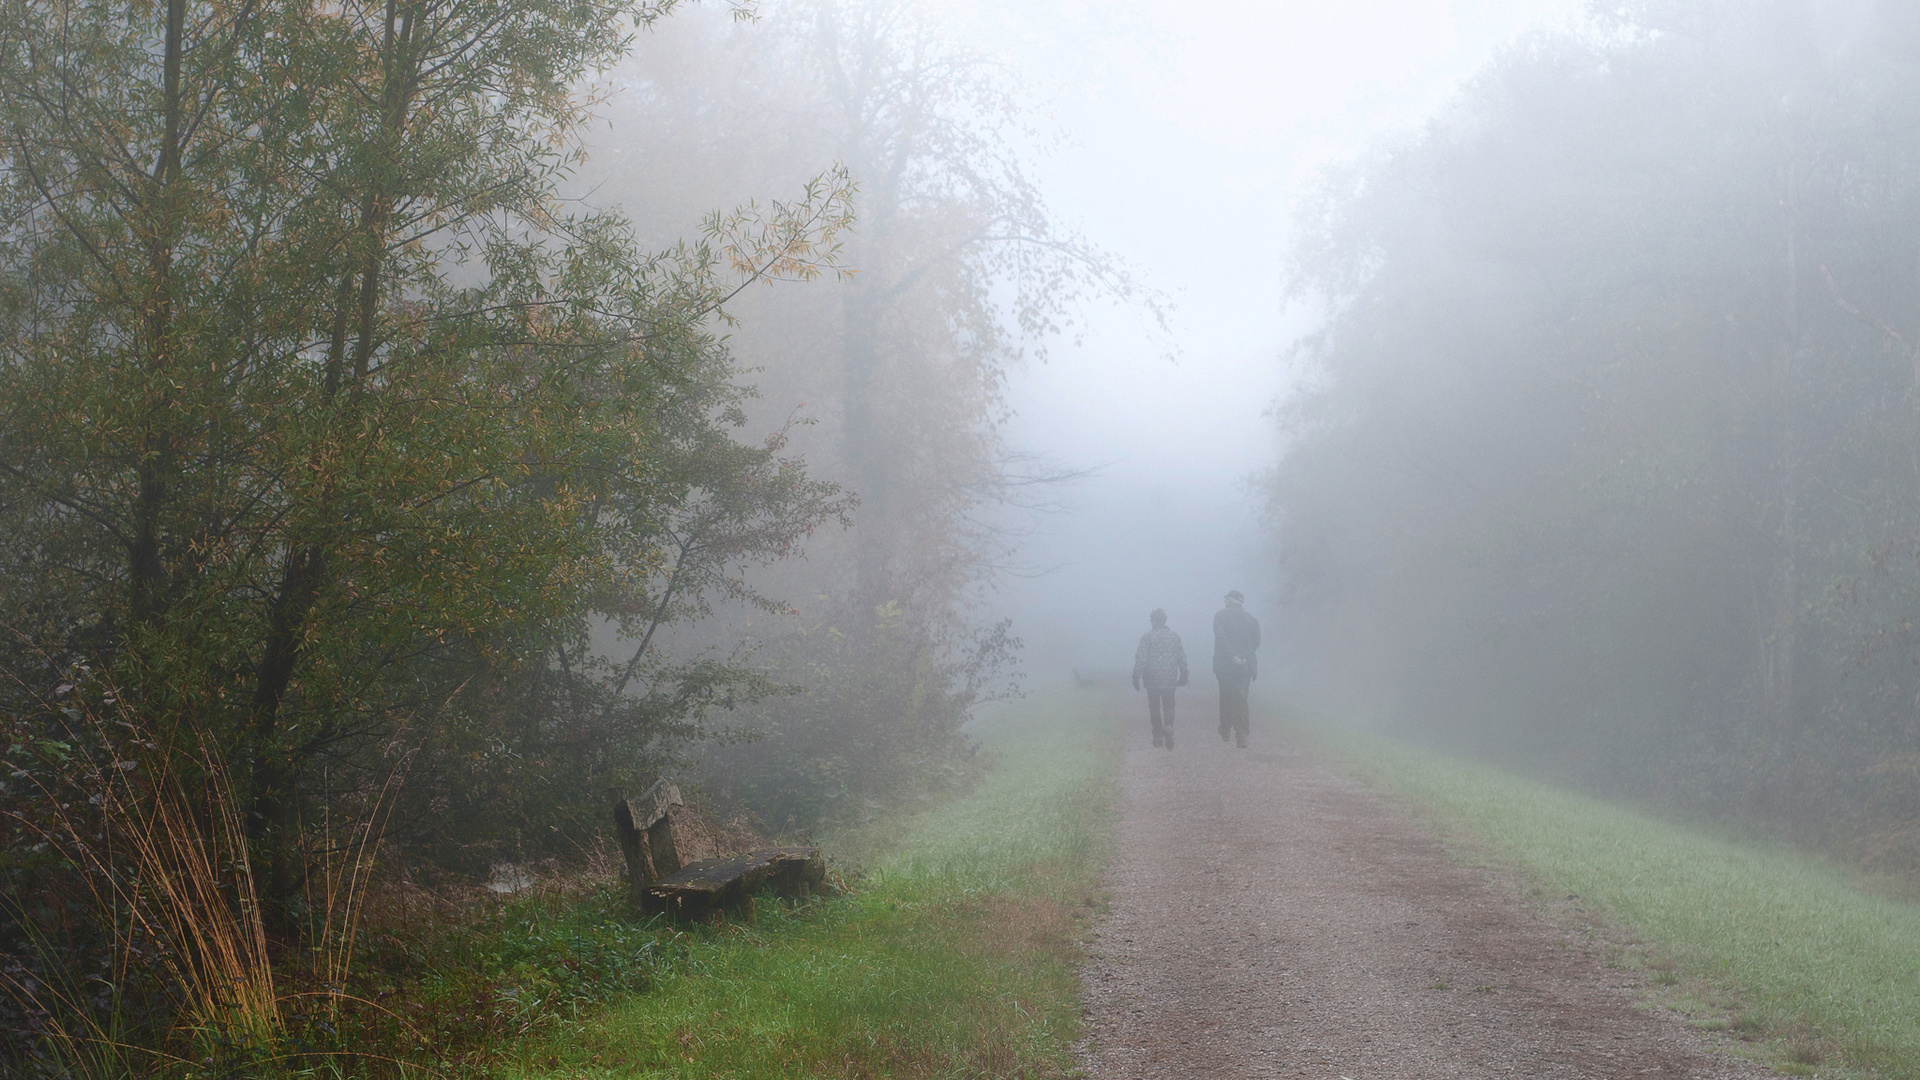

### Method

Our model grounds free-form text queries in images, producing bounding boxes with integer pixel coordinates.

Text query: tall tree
[0,0,853,906]
[574,0,1162,824]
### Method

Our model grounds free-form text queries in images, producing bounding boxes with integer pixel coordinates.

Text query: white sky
[947,0,1589,676]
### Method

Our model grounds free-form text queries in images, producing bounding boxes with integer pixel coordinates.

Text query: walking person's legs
[1150,689,1175,749]
[1149,688,1167,747]
[1219,676,1250,747]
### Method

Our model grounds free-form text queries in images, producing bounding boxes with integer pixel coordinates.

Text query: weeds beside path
[508,689,1119,1080]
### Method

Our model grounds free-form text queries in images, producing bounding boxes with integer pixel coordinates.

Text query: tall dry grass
[1,708,280,1069]
[3,687,403,1075]
[303,764,404,1005]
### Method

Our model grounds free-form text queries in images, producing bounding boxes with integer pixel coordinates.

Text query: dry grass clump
[3,694,402,1077]
[3,716,280,1072]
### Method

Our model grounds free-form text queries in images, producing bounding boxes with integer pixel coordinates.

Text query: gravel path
[1076,710,1779,1080]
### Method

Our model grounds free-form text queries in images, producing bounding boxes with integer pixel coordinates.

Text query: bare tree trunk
[244,0,420,923]
[1762,158,1804,812]
[840,282,894,601]
[129,0,188,630]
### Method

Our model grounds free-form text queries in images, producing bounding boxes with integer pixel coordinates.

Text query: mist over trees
[0,0,1145,1039]
[1270,0,1920,849]
[0,0,1152,1064]
[573,1,1154,828]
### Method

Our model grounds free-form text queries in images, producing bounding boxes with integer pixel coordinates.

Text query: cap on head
[1225,590,1245,604]
[1149,608,1168,626]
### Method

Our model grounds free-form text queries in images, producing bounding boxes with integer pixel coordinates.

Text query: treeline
[0,0,1111,1070]
[1270,0,1920,854]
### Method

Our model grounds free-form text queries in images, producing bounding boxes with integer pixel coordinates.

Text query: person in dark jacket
[1132,608,1189,749]
[1212,590,1260,748]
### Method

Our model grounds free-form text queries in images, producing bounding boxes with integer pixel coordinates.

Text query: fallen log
[642,846,826,922]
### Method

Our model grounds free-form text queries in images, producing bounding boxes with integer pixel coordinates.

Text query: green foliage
[0,0,1111,1073]
[0,0,851,879]
[324,883,679,1072]
[0,0,856,1070]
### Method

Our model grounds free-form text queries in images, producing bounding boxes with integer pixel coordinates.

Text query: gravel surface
[1076,713,1780,1080]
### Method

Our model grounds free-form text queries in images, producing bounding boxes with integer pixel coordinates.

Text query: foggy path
[1076,703,1776,1080]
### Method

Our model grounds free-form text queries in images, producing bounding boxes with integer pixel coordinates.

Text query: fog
[539,0,1625,824]
[26,2,1920,1067]
[566,0,1591,687]
[10,0,1920,899]
[971,0,1587,676]
[547,0,1920,844]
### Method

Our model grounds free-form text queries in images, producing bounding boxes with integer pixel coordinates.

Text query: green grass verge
[1295,719,1920,1078]
[505,690,1119,1080]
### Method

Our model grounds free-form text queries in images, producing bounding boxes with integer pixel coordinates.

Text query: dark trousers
[1148,689,1175,740]
[1218,675,1250,740]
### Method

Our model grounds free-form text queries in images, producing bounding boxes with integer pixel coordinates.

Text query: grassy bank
[505,690,1119,1079]
[1295,719,1920,1078]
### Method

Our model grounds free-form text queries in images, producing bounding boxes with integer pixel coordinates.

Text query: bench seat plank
[642,846,825,919]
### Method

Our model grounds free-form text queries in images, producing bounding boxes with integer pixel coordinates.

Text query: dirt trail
[1076,708,1778,1080]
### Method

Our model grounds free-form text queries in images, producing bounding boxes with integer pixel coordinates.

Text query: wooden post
[612,798,653,906]
[612,779,683,907]
[647,811,680,878]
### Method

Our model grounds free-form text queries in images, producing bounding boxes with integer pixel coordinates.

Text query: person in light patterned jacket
[1132,608,1190,750]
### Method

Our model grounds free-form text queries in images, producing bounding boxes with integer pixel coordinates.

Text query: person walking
[1132,608,1189,750]
[1213,590,1261,748]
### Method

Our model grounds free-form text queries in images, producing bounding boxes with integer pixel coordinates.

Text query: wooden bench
[642,846,825,922]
